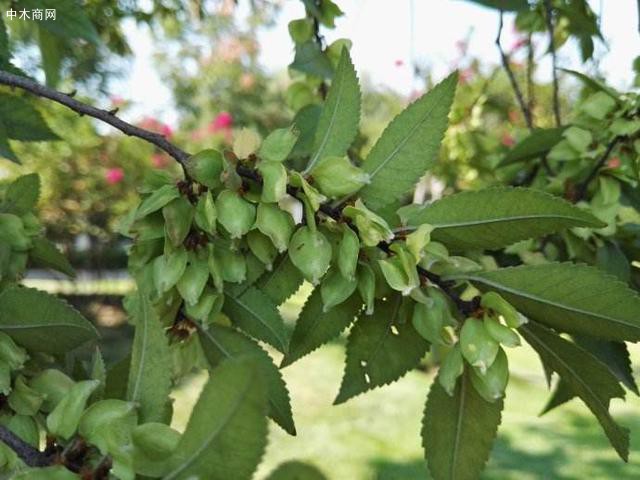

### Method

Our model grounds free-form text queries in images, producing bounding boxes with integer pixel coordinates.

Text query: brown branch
[0,425,51,467]
[574,136,621,201]
[496,11,533,129]
[0,70,191,166]
[543,0,562,127]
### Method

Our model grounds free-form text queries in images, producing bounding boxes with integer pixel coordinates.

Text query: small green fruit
[255,202,295,252]
[0,331,28,370]
[216,190,256,239]
[289,226,332,284]
[152,249,188,294]
[176,260,210,306]
[483,314,521,348]
[481,292,526,328]
[357,263,376,315]
[320,268,358,312]
[258,161,287,203]
[337,226,359,281]
[469,347,509,402]
[8,376,43,416]
[78,399,138,452]
[459,318,499,374]
[311,156,369,198]
[29,369,75,412]
[163,197,195,247]
[186,149,223,189]
[132,422,181,477]
[438,345,464,396]
[47,379,100,439]
[247,230,278,269]
[194,191,217,233]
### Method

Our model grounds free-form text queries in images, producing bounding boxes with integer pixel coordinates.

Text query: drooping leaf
[360,72,457,220]
[574,337,639,395]
[198,324,295,435]
[29,237,75,277]
[38,27,62,88]
[0,93,59,141]
[0,286,97,354]
[163,356,268,480]
[305,48,360,172]
[451,263,640,341]
[596,240,630,283]
[0,123,18,163]
[334,297,429,404]
[399,187,604,251]
[223,287,289,352]
[0,17,8,62]
[281,289,361,367]
[561,68,620,101]
[422,369,503,480]
[127,292,172,423]
[521,322,629,460]
[499,127,566,166]
[22,0,100,44]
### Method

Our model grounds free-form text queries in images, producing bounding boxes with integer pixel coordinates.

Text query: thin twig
[0,70,191,166]
[574,137,621,201]
[0,425,51,467]
[526,33,535,115]
[543,0,562,127]
[496,11,533,129]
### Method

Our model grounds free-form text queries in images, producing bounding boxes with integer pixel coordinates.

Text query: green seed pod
[176,260,210,306]
[258,126,299,163]
[0,331,28,370]
[378,254,419,296]
[78,399,138,453]
[194,191,217,234]
[289,226,332,284]
[406,224,434,263]
[0,362,10,395]
[47,379,100,440]
[357,263,376,315]
[4,415,39,448]
[459,318,500,374]
[469,347,509,402]
[29,369,76,412]
[186,149,224,189]
[216,190,256,239]
[337,226,359,281]
[152,249,188,294]
[258,161,287,203]
[483,314,521,348]
[320,268,358,312]
[289,172,327,212]
[0,214,30,251]
[480,291,526,328]
[255,202,295,252]
[206,246,224,292]
[412,301,446,345]
[311,156,370,198]
[185,286,220,321]
[132,422,181,477]
[247,230,278,269]
[8,376,43,416]
[163,196,195,247]
[215,248,246,283]
[135,184,180,220]
[343,199,394,247]
[233,127,262,159]
[438,345,464,396]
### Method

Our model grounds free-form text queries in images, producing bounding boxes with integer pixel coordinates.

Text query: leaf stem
[574,136,622,201]
[543,0,562,127]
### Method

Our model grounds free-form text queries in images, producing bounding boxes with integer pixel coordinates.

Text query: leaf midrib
[450,373,467,480]
[227,291,286,350]
[407,213,598,229]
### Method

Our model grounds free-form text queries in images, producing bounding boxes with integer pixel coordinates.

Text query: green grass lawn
[171,333,640,480]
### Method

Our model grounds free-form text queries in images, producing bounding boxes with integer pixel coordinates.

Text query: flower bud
[480,291,526,328]
[343,199,394,247]
[289,226,332,284]
[216,190,256,239]
[311,156,370,198]
[483,314,520,348]
[258,162,287,203]
[469,347,509,402]
[194,191,217,234]
[153,249,188,294]
[337,226,359,281]
[320,268,358,312]
[459,318,499,374]
[438,345,464,396]
[255,203,295,252]
[29,369,75,413]
[47,379,100,439]
[0,331,28,370]
[185,149,224,189]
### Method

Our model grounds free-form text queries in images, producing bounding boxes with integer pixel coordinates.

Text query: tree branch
[0,425,51,467]
[574,136,621,201]
[543,0,562,127]
[0,70,191,166]
[496,11,533,129]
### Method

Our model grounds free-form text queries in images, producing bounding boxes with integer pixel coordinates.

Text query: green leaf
[265,461,327,480]
[462,0,529,11]
[281,289,361,367]
[22,0,100,44]
[499,127,566,166]
[305,48,360,173]
[38,27,62,88]
[334,297,429,404]
[450,263,640,341]
[4,173,40,214]
[29,237,75,277]
[360,73,457,220]
[561,68,620,101]
[0,93,59,141]
[399,187,604,251]
[163,356,268,480]
[255,255,304,305]
[0,286,97,354]
[198,324,295,435]
[127,292,171,423]
[0,17,8,62]
[12,466,78,480]
[0,123,18,163]
[289,41,334,79]
[521,322,629,460]
[423,369,503,480]
[574,337,638,395]
[135,184,180,220]
[290,104,322,160]
[224,287,289,352]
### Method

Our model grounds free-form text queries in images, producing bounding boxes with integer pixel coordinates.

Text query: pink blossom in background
[151,153,169,168]
[160,124,173,138]
[508,110,520,123]
[501,133,515,147]
[394,59,404,67]
[105,168,124,185]
[139,117,173,138]
[240,73,256,90]
[510,36,528,52]
[190,129,206,142]
[607,157,621,169]
[110,96,125,107]
[209,112,233,132]
[455,39,468,55]
[459,68,475,84]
